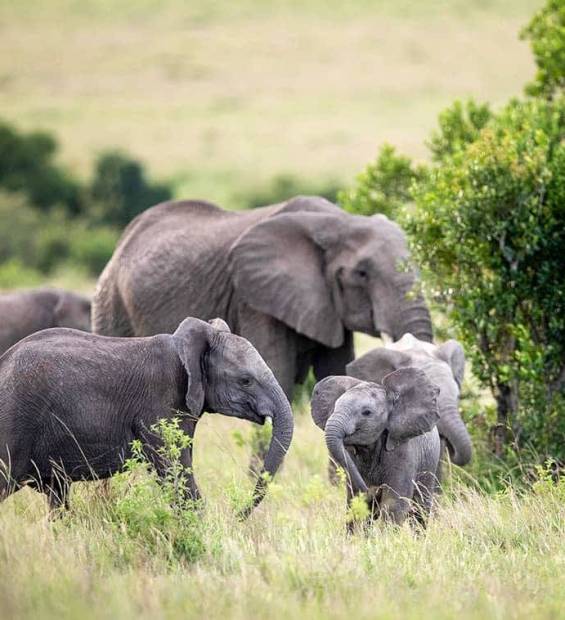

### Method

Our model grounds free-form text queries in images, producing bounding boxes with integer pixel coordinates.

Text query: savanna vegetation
[0,0,563,618]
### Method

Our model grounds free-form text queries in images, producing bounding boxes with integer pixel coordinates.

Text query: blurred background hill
[0,0,541,209]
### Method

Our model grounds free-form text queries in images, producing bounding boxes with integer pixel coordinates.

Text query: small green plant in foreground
[104,417,205,565]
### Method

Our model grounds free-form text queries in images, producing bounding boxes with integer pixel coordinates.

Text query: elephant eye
[355,268,368,280]
[361,409,372,417]
[240,376,252,388]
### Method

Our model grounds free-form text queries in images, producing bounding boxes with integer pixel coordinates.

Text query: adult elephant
[93,196,432,398]
[0,288,91,357]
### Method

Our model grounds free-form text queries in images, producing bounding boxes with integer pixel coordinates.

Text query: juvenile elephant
[347,334,472,466]
[0,288,91,357]
[92,196,432,399]
[0,317,293,516]
[311,367,441,526]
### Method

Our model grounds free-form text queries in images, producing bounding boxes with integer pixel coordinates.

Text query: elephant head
[311,368,440,493]
[54,291,92,332]
[230,196,433,348]
[173,317,294,513]
[346,337,472,466]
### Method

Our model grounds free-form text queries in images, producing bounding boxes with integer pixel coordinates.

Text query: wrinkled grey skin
[0,288,91,357]
[0,317,293,516]
[92,196,432,399]
[311,367,441,526]
[347,334,472,467]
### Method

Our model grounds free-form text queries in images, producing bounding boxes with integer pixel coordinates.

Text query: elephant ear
[346,348,411,382]
[382,367,440,451]
[311,375,363,430]
[172,317,214,417]
[436,340,465,389]
[230,210,346,348]
[208,317,231,333]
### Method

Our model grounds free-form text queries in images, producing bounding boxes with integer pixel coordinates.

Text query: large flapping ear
[436,340,466,389]
[172,317,213,417]
[230,210,347,348]
[346,348,411,382]
[311,375,363,430]
[382,367,440,451]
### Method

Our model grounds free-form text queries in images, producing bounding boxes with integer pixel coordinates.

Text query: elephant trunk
[394,298,433,343]
[240,388,294,518]
[324,413,368,495]
[438,402,472,466]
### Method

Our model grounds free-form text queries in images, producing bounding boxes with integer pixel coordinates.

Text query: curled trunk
[239,389,294,519]
[324,414,368,495]
[438,402,472,466]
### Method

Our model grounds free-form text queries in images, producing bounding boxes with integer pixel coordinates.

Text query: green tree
[339,144,424,219]
[405,98,565,461]
[89,151,172,228]
[521,0,565,99]
[0,121,82,215]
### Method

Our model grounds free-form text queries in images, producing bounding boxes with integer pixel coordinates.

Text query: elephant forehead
[221,335,270,372]
[422,361,459,397]
[338,384,387,409]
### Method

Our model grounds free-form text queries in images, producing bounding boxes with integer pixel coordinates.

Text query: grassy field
[0,0,542,207]
[0,407,563,620]
[1,2,562,619]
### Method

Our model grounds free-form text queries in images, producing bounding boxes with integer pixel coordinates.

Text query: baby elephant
[311,367,441,526]
[0,288,91,357]
[0,317,293,515]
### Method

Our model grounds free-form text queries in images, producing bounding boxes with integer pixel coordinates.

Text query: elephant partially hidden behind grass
[311,367,441,527]
[0,317,293,518]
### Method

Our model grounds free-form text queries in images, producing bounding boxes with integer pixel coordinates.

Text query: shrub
[405,97,565,462]
[107,417,205,565]
[521,0,565,99]
[427,99,493,163]
[0,120,83,215]
[339,143,425,219]
[89,150,172,228]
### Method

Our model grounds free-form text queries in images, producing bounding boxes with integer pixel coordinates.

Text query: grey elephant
[347,334,472,467]
[92,196,432,399]
[311,367,441,526]
[0,317,293,516]
[0,288,91,357]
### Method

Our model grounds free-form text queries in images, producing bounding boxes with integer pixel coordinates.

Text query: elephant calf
[347,334,472,468]
[0,317,293,515]
[0,288,91,358]
[311,367,441,526]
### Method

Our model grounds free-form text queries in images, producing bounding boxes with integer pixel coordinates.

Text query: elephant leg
[378,484,411,526]
[179,417,201,503]
[313,331,355,486]
[411,470,438,529]
[43,472,71,514]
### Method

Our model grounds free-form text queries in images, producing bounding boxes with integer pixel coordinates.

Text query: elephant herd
[0,196,472,526]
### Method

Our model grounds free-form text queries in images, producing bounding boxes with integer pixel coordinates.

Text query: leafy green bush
[339,144,425,219]
[427,99,493,163]
[405,97,565,462]
[0,121,83,215]
[107,418,205,565]
[521,0,565,99]
[89,150,172,228]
